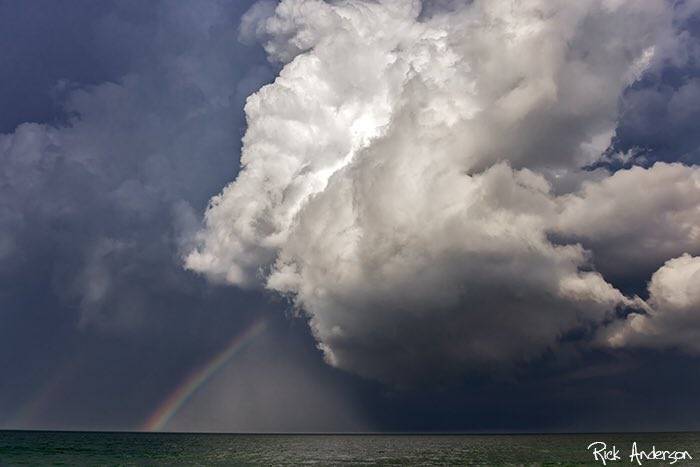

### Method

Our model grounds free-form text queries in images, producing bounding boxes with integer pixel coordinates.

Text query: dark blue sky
[2,0,700,432]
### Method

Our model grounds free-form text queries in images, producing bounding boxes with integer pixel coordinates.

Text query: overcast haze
[2,0,700,432]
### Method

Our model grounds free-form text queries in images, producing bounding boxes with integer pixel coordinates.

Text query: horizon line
[2,429,699,436]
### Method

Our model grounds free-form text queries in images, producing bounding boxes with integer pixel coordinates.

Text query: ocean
[1,431,698,465]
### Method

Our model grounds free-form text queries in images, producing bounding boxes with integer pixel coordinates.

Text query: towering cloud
[188,0,699,384]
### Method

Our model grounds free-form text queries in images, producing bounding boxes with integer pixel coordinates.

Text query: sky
[1,0,700,433]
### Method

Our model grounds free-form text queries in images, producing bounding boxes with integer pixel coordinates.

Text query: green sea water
[1,431,698,465]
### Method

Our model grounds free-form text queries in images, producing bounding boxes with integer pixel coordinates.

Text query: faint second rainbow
[142,319,268,432]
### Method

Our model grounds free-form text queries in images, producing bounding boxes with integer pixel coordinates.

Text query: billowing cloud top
[187,0,700,384]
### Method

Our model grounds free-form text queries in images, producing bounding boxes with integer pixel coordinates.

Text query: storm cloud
[188,0,700,385]
[3,0,700,432]
[0,0,363,431]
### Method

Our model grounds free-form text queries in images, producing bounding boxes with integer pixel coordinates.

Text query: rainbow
[142,319,268,431]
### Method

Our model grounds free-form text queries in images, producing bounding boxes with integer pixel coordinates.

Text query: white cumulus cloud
[602,254,700,352]
[556,163,700,280]
[187,0,696,384]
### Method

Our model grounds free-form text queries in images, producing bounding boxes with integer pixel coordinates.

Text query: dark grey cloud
[0,0,358,431]
[0,0,156,133]
[600,1,700,168]
[0,0,270,326]
[2,0,700,433]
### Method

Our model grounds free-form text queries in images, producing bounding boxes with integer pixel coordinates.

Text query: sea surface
[1,431,698,465]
